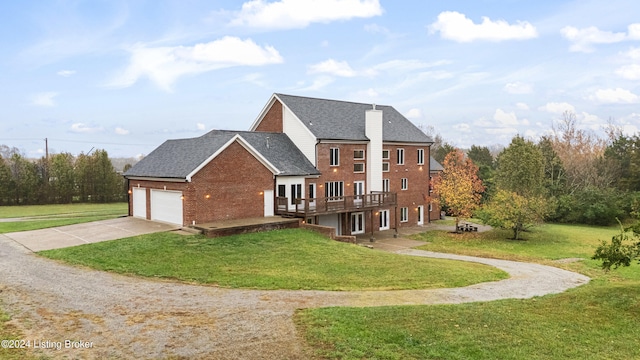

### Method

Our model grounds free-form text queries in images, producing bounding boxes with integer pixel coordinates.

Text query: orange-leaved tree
[431,149,485,232]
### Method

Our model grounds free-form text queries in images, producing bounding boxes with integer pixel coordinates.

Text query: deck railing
[275,191,397,217]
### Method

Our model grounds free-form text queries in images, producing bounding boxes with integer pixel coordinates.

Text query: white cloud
[230,0,383,29]
[579,112,600,125]
[308,59,356,77]
[31,92,58,107]
[298,76,335,91]
[538,102,575,114]
[404,108,421,119]
[616,64,640,80]
[428,11,537,42]
[453,123,471,133]
[485,127,518,135]
[561,24,640,52]
[70,123,103,134]
[516,102,530,110]
[364,23,390,35]
[351,88,379,99]
[504,81,532,94]
[107,37,283,91]
[115,127,129,135]
[589,88,640,104]
[197,123,206,130]
[615,48,640,80]
[368,59,450,75]
[57,70,76,77]
[494,109,519,126]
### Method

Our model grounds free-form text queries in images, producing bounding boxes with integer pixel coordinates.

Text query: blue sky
[2,0,640,158]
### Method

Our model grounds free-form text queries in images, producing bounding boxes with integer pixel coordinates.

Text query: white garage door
[150,190,183,226]
[132,188,147,219]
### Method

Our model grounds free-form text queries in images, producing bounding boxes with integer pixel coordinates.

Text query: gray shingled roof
[275,93,433,143]
[430,157,444,172]
[124,130,319,179]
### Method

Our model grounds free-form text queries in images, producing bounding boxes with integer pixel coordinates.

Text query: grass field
[0,203,127,233]
[295,224,640,359]
[39,229,507,290]
[0,308,33,360]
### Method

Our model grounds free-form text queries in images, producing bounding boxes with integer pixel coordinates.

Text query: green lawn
[0,203,127,233]
[412,223,619,263]
[39,229,507,291]
[296,224,640,359]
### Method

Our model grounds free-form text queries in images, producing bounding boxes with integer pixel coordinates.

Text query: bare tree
[550,111,612,193]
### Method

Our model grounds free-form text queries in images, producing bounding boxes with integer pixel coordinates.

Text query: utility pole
[45,138,49,162]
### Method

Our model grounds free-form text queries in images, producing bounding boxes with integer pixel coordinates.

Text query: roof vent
[266,136,270,149]
[372,103,376,110]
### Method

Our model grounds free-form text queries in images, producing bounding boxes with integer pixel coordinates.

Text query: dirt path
[0,234,589,359]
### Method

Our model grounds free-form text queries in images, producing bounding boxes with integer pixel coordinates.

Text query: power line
[0,138,156,146]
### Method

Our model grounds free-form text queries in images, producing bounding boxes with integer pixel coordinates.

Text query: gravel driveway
[0,233,589,359]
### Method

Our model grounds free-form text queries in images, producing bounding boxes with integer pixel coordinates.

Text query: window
[277,184,286,197]
[382,149,390,159]
[417,149,424,165]
[353,163,364,173]
[354,149,365,160]
[330,148,340,166]
[325,181,344,200]
[429,203,433,212]
[429,176,433,193]
[382,162,389,172]
[382,179,390,192]
[401,178,408,190]
[397,148,405,165]
[400,207,408,222]
[290,184,302,205]
[308,183,315,199]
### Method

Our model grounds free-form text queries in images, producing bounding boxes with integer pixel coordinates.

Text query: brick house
[124,93,435,237]
[250,93,434,236]
[124,130,318,226]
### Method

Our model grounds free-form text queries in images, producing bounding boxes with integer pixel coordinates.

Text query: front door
[417,205,424,225]
[351,212,365,234]
[379,209,390,230]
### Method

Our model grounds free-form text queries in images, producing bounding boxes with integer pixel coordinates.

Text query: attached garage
[132,187,147,219]
[150,189,183,225]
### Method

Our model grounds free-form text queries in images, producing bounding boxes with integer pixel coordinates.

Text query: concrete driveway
[4,217,179,252]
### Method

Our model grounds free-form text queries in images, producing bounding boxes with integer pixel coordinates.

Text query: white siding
[283,107,317,164]
[366,109,383,192]
[276,176,307,211]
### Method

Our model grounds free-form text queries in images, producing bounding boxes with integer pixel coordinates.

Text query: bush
[552,187,625,226]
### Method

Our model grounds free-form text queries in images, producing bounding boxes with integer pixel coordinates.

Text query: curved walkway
[0,234,589,360]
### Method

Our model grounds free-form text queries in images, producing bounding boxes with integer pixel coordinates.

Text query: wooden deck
[276,192,397,218]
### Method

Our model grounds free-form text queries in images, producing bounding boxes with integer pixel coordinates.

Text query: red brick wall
[190,141,274,223]
[385,144,430,227]
[307,142,431,234]
[128,140,275,225]
[254,99,283,132]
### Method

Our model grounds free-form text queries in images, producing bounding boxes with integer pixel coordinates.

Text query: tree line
[0,145,128,205]
[430,111,640,235]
